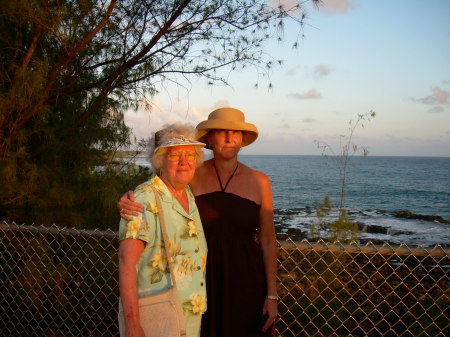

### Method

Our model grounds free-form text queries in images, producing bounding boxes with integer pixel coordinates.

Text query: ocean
[134,155,450,247]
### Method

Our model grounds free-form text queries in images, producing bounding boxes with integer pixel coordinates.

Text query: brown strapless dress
[196,191,274,337]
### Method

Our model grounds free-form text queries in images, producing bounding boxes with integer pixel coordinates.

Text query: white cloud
[124,98,230,141]
[316,0,356,14]
[288,89,322,99]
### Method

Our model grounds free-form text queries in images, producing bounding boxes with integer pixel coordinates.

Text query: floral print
[118,174,208,316]
[188,220,199,237]
[146,201,158,214]
[126,214,143,238]
[187,293,207,315]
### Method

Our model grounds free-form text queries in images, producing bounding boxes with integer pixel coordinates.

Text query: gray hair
[148,122,204,171]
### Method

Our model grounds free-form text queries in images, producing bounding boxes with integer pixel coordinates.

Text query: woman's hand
[125,322,146,337]
[118,191,144,220]
[261,297,278,332]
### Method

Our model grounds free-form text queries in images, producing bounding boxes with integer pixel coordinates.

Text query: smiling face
[207,129,243,159]
[160,145,197,189]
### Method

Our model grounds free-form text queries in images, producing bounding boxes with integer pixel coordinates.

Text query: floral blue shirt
[119,174,208,316]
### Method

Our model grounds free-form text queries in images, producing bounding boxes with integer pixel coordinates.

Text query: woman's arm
[118,238,146,337]
[118,191,144,220]
[257,172,278,332]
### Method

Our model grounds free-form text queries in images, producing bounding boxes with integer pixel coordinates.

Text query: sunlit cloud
[415,86,450,105]
[268,0,299,10]
[314,64,333,77]
[288,89,322,99]
[316,0,356,14]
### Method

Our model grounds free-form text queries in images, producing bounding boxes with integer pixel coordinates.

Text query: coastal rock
[392,210,450,224]
[286,227,308,241]
[358,223,388,234]
[275,226,308,241]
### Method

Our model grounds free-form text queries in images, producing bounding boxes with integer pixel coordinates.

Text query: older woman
[118,123,208,337]
[119,108,278,337]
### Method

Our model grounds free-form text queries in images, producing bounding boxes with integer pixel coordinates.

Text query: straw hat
[196,107,259,148]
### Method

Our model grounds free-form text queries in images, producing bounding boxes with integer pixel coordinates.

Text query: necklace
[213,162,239,192]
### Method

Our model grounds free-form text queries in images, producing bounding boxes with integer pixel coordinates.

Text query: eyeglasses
[167,152,197,162]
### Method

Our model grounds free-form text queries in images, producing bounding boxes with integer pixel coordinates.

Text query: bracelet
[266,295,279,300]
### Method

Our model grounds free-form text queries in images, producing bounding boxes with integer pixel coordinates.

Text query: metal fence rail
[1,222,448,337]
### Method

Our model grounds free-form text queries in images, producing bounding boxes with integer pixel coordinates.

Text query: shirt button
[195,249,199,253]
[196,266,201,270]
[200,282,204,286]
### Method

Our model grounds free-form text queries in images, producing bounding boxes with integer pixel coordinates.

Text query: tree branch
[73,0,193,128]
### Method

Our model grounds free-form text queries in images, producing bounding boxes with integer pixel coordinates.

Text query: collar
[150,174,197,219]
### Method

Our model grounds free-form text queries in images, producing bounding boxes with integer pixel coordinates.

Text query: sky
[124,0,450,157]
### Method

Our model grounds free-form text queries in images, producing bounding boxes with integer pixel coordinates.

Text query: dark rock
[392,210,450,224]
[285,227,308,241]
[365,224,389,234]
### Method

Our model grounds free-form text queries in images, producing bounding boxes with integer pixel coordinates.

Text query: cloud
[288,89,322,99]
[285,65,304,76]
[314,64,333,77]
[124,98,229,141]
[268,0,299,10]
[302,118,316,123]
[316,0,356,14]
[416,86,450,105]
[427,106,445,114]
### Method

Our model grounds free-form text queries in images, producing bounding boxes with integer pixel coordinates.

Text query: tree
[0,0,320,157]
[0,0,319,228]
[314,111,376,242]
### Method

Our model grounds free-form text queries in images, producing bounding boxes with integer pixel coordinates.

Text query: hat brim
[155,140,206,153]
[196,120,258,148]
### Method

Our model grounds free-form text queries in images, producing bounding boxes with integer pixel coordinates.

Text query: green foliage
[313,111,375,243]
[329,209,360,243]
[316,194,333,219]
[310,195,360,243]
[0,0,318,229]
[1,160,151,230]
[310,194,333,239]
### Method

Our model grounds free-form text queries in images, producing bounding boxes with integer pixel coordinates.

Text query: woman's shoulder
[134,175,162,201]
[238,162,270,183]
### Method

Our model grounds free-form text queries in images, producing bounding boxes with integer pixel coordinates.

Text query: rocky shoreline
[274,208,450,246]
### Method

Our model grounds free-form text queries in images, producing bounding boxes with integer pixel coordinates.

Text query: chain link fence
[1,222,448,337]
